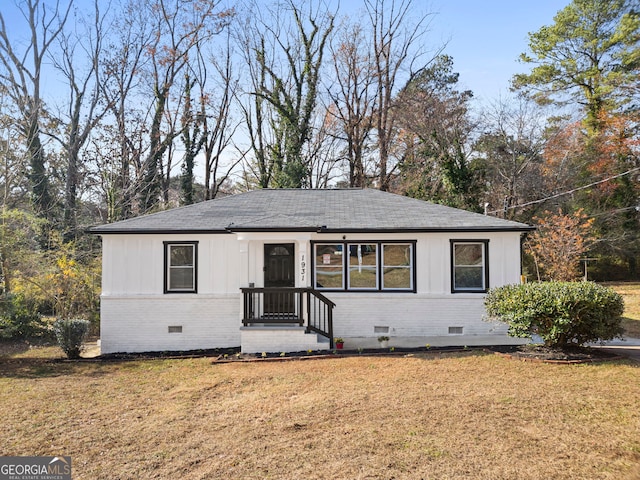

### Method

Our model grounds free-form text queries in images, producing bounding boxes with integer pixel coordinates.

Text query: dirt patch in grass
[99,347,240,361]
[1,348,639,479]
[491,344,623,363]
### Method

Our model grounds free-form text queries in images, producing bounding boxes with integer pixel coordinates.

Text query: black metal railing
[241,287,336,346]
[306,289,335,345]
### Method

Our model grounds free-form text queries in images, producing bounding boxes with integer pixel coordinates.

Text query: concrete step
[240,325,331,353]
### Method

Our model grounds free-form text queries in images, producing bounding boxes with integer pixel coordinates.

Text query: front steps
[240,325,330,354]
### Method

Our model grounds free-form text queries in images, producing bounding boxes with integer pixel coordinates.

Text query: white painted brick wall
[100,295,240,354]
[327,293,509,340]
[240,327,329,354]
[100,292,514,353]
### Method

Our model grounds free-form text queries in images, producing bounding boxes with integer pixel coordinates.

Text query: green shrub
[53,318,90,359]
[485,282,624,348]
[0,293,49,339]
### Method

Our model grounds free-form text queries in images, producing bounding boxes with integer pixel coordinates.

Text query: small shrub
[53,318,90,359]
[485,282,624,348]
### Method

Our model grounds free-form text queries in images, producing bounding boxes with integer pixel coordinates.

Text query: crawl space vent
[374,326,389,334]
[448,326,463,335]
[168,326,183,333]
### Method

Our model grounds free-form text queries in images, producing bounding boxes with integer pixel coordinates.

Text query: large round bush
[485,282,624,348]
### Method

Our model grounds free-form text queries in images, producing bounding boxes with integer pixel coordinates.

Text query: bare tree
[0,89,29,209]
[46,0,112,240]
[235,10,276,188]
[0,0,72,222]
[198,31,242,200]
[139,0,232,212]
[475,95,546,220]
[328,19,376,187]
[364,0,434,191]
[97,0,152,220]
[304,105,343,188]
[238,0,334,188]
[179,36,241,203]
[96,0,233,216]
[179,73,202,206]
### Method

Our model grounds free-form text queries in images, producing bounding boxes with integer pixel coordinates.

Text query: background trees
[526,209,596,281]
[364,0,434,191]
[328,20,375,187]
[396,55,479,210]
[513,0,640,280]
[513,0,640,136]
[0,0,71,227]
[475,97,547,220]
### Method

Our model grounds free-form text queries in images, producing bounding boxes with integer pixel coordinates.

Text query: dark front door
[264,243,295,316]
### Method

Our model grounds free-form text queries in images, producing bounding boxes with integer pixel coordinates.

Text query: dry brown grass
[1,349,639,480]
[608,282,640,338]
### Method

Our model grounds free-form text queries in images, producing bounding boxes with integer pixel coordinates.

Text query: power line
[487,166,640,215]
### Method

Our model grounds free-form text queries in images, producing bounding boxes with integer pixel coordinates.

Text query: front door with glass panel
[264,244,295,316]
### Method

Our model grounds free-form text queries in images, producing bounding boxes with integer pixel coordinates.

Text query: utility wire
[487,166,640,215]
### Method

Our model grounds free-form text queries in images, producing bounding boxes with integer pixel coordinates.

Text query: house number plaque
[300,253,306,284]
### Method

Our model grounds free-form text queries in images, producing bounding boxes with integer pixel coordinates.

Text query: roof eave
[316,226,535,234]
[87,228,232,235]
[226,226,323,233]
[90,225,534,234]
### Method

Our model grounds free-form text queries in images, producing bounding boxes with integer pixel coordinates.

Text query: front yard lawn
[610,282,640,338]
[1,348,638,479]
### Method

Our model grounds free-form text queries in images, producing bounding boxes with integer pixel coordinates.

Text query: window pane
[454,266,484,289]
[348,267,377,288]
[348,244,377,266]
[170,266,194,290]
[314,242,415,291]
[383,244,411,266]
[170,245,194,266]
[348,244,377,289]
[315,244,343,266]
[166,243,196,292]
[316,267,343,289]
[315,244,343,289]
[270,246,291,256]
[454,244,482,266]
[382,244,412,289]
[383,267,411,289]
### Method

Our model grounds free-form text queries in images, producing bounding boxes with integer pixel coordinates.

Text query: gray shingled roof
[89,189,533,234]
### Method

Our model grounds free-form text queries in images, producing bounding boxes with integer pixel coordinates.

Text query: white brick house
[89,189,533,354]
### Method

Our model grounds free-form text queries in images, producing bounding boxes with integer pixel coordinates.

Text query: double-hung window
[164,241,198,293]
[313,241,415,292]
[451,240,489,293]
